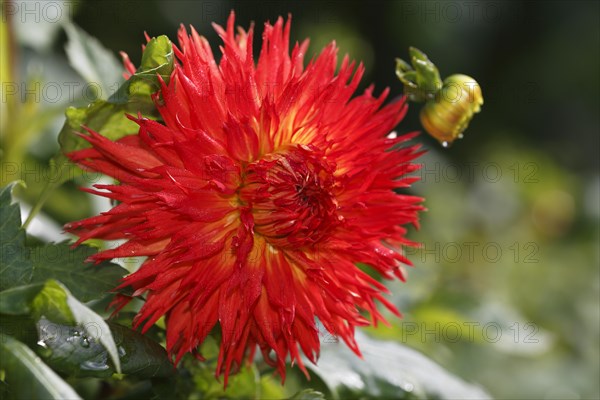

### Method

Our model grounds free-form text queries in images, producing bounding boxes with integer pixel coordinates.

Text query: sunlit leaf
[111,35,174,103]
[31,280,75,325]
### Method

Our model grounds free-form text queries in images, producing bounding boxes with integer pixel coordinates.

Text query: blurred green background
[2,1,599,399]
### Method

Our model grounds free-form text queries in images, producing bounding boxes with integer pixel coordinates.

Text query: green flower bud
[420,74,483,146]
[395,47,442,103]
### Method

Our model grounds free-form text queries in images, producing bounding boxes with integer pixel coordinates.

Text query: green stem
[22,179,57,230]
[251,363,261,400]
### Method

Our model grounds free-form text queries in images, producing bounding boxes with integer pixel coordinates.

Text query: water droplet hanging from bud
[396,48,483,146]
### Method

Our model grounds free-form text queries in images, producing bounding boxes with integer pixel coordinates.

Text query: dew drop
[36,339,53,357]
[441,141,449,148]
[457,133,464,139]
[80,336,91,348]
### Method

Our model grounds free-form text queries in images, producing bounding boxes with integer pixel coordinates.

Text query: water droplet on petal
[80,336,91,348]
[458,133,464,139]
[442,141,449,148]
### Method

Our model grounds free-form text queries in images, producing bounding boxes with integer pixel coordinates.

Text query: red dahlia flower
[65,12,424,384]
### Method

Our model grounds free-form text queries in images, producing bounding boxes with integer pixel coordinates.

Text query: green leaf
[35,318,173,379]
[57,100,146,154]
[108,322,173,378]
[111,35,174,104]
[150,372,196,400]
[0,315,38,348]
[30,242,127,302]
[409,47,442,96]
[395,47,443,102]
[289,389,326,399]
[0,284,43,315]
[63,21,123,100]
[0,333,82,400]
[0,183,34,291]
[309,331,490,400]
[64,285,122,375]
[135,36,174,86]
[51,34,173,187]
[191,363,260,399]
[31,280,121,374]
[175,342,286,400]
[0,182,126,301]
[59,34,174,154]
[32,280,75,325]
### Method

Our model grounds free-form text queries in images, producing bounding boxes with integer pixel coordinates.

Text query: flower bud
[420,74,483,146]
[396,47,442,103]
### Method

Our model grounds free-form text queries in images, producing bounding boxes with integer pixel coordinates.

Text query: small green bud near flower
[395,47,442,103]
[396,48,483,146]
[420,74,483,147]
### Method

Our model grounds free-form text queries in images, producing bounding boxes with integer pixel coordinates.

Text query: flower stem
[22,180,55,230]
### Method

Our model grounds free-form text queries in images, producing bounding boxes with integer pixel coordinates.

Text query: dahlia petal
[120,51,137,79]
[90,238,169,261]
[76,127,162,171]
